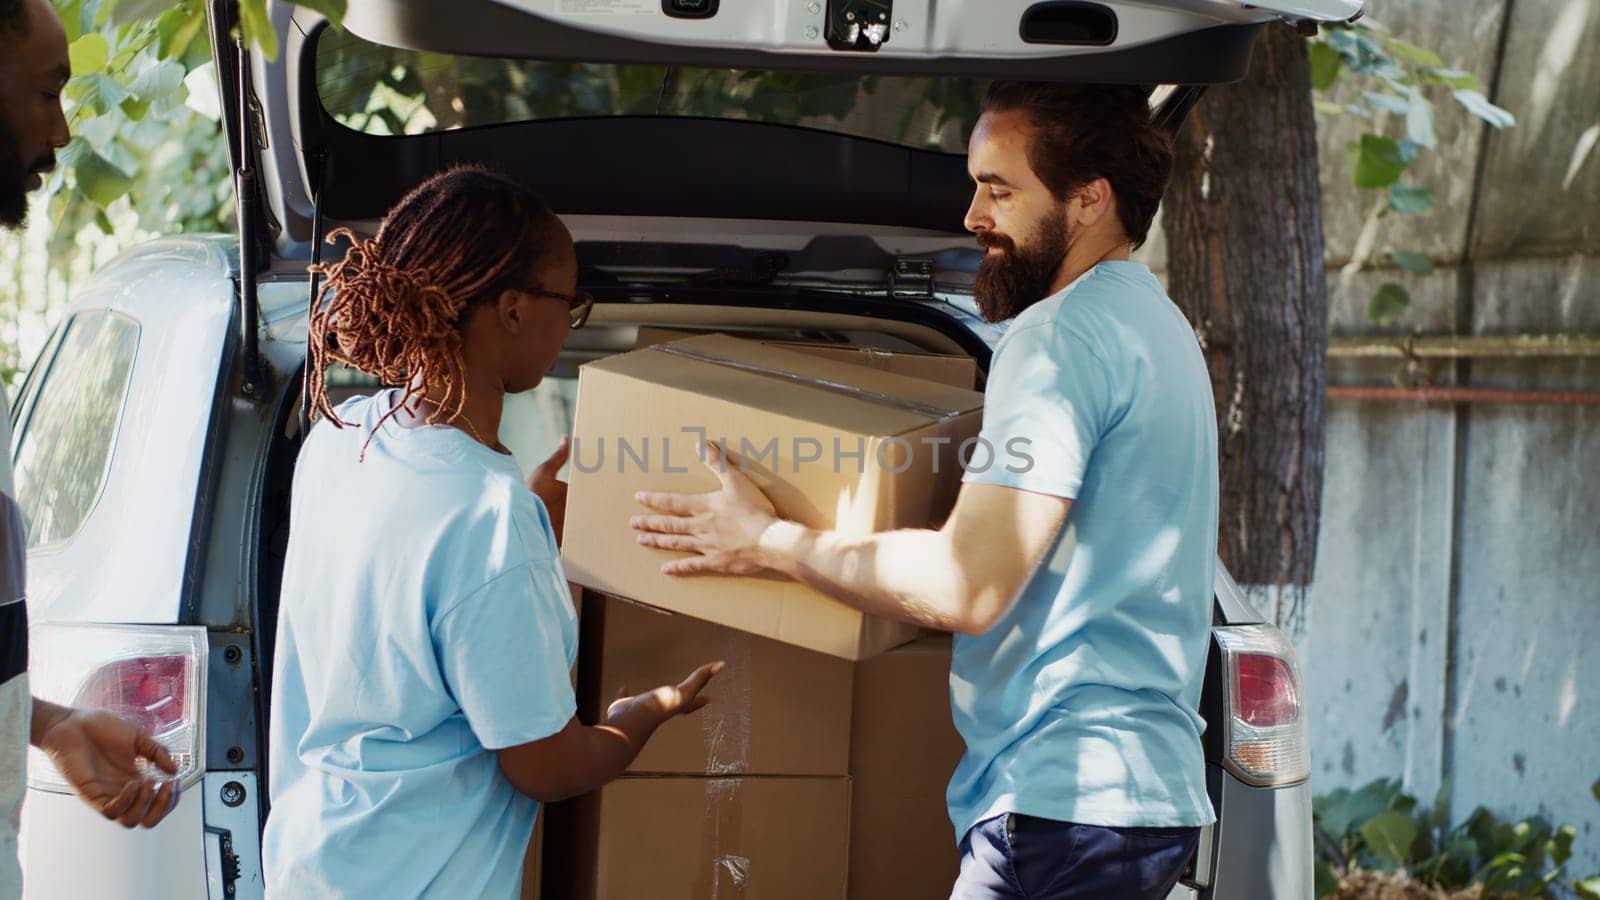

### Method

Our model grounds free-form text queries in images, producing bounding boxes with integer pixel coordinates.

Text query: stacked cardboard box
[547,335,979,897]
[848,636,966,899]
[544,593,854,898]
[562,333,985,660]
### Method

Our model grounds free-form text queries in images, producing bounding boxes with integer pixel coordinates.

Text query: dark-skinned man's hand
[33,701,181,829]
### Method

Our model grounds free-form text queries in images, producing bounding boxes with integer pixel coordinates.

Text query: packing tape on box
[703,624,754,775]
[694,778,750,898]
[652,342,964,422]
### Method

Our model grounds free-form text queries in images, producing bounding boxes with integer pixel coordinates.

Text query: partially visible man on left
[2,1,180,897]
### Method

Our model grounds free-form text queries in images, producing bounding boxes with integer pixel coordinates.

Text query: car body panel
[20,789,208,900]
[1205,768,1317,899]
[14,238,236,627]
[345,0,1363,62]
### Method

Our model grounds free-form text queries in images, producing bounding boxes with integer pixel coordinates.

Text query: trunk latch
[889,256,935,299]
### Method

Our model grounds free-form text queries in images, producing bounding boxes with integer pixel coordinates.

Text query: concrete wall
[1279,0,1599,879]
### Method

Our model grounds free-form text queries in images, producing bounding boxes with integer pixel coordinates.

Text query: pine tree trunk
[1162,23,1328,625]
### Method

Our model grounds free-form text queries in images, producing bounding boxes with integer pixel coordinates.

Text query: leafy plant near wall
[1314,777,1600,899]
[44,1,231,261]
[1310,18,1516,327]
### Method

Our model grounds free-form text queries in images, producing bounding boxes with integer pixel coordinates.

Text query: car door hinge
[889,256,935,299]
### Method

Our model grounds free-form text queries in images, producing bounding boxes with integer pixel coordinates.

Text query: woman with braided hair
[263,167,721,899]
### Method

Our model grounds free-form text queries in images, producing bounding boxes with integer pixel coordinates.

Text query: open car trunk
[210,0,1362,273]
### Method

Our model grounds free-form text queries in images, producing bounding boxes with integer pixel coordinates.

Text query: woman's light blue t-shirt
[950,261,1220,840]
[264,391,577,899]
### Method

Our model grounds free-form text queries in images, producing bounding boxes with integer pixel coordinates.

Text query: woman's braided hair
[306,166,566,440]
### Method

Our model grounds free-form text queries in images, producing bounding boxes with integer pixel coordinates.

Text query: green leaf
[1361,809,1419,865]
[1406,89,1437,149]
[120,97,151,121]
[128,59,187,101]
[59,0,85,42]
[1348,134,1408,189]
[1431,777,1453,832]
[73,149,135,208]
[1363,91,1411,114]
[1386,250,1435,276]
[1575,876,1600,900]
[1368,283,1411,326]
[93,207,115,235]
[290,0,348,27]
[1313,100,1347,116]
[158,6,206,60]
[1453,89,1517,129]
[1589,777,1599,806]
[67,33,111,76]
[110,0,181,26]
[238,0,279,61]
[66,73,133,116]
[1386,40,1445,69]
[1550,824,1576,865]
[1388,184,1436,215]
[56,136,91,168]
[1419,67,1480,90]
[1309,42,1343,91]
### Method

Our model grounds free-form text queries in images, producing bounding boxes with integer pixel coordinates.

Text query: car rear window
[314,28,984,154]
[10,311,139,548]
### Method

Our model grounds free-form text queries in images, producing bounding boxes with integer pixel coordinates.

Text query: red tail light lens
[1233,652,1301,728]
[26,624,208,793]
[1213,625,1311,787]
[73,655,190,738]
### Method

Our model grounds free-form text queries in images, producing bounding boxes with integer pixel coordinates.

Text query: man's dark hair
[980,82,1174,250]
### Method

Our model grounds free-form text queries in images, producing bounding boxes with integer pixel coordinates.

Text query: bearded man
[631,81,1219,899]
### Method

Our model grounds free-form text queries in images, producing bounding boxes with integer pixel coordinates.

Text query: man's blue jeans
[951,813,1200,899]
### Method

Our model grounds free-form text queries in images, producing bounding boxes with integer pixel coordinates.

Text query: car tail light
[27,624,207,793]
[1212,624,1310,787]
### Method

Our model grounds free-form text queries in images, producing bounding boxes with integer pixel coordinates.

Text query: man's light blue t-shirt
[950,260,1219,840]
[264,391,577,899]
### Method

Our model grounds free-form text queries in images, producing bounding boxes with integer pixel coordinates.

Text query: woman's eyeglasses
[528,288,595,330]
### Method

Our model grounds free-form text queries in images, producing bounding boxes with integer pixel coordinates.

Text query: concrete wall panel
[1470,0,1600,258]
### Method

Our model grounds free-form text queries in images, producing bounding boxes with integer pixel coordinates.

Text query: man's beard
[0,102,53,231]
[0,108,31,230]
[973,206,1070,323]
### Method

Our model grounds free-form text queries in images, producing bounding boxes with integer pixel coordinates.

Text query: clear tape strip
[652,342,963,422]
[695,778,748,898]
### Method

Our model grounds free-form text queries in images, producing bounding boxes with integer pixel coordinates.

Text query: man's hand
[604,660,724,725]
[32,702,180,829]
[631,441,780,576]
[527,436,570,544]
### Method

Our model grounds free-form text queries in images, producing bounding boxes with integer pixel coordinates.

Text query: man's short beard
[0,108,29,230]
[973,205,1070,323]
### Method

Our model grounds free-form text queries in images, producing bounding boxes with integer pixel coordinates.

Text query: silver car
[12,0,1359,896]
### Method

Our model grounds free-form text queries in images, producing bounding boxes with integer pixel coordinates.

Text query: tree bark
[1162,23,1328,626]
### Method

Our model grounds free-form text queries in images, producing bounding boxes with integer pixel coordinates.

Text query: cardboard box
[548,776,851,900]
[563,334,983,660]
[635,326,977,389]
[579,593,853,776]
[848,636,966,900]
